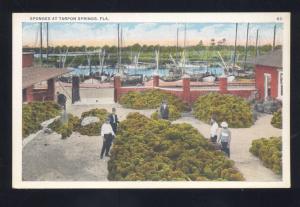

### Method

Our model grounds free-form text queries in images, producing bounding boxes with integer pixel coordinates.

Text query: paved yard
[23,132,109,181]
[173,113,282,181]
[22,89,156,181]
[23,87,282,181]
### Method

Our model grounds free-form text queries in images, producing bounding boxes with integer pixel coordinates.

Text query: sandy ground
[23,88,156,181]
[23,132,109,181]
[23,87,282,181]
[173,113,282,181]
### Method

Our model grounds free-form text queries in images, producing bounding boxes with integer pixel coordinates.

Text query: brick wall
[190,90,213,102]
[22,53,34,68]
[32,89,51,101]
[115,75,256,104]
[23,78,56,102]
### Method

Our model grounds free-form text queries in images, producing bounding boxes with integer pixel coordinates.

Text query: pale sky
[22,22,283,47]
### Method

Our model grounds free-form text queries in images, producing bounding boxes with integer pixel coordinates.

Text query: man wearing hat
[218,121,231,157]
[100,117,115,159]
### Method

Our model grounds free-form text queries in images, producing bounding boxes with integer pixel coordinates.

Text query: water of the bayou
[70,66,225,77]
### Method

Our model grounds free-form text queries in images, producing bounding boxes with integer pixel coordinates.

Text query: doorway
[264,73,271,100]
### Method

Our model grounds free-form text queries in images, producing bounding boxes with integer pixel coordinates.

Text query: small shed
[252,49,283,100]
[23,67,71,102]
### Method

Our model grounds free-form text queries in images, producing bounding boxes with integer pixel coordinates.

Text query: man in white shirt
[210,118,219,143]
[100,118,115,159]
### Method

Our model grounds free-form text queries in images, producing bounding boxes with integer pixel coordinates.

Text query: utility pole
[40,22,43,65]
[233,23,238,69]
[243,23,249,70]
[255,29,259,57]
[272,24,277,51]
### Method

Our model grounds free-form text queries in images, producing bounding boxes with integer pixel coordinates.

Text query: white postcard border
[12,12,291,189]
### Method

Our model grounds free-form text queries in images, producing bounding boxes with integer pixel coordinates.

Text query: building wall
[22,53,34,68]
[32,89,50,101]
[255,65,279,99]
[23,78,56,102]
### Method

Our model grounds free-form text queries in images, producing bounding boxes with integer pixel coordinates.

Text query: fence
[114,74,257,104]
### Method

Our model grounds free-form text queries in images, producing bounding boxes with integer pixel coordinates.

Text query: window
[277,71,283,99]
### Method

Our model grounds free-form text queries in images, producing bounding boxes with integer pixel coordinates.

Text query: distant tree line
[23,43,282,54]
[24,43,282,68]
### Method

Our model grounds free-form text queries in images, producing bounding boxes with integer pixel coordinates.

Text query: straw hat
[221,121,228,128]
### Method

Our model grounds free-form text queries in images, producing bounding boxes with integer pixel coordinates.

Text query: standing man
[218,121,231,157]
[210,116,219,143]
[57,91,67,110]
[109,108,119,134]
[160,99,169,120]
[100,117,115,159]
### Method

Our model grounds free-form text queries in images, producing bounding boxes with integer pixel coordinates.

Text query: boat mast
[255,29,259,57]
[176,27,179,63]
[40,22,43,65]
[233,23,238,69]
[272,24,276,51]
[46,22,49,65]
[243,23,249,70]
[155,49,159,73]
[117,24,120,73]
[120,27,123,67]
[99,49,102,72]
[182,24,187,75]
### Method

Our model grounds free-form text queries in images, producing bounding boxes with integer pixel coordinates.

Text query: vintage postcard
[13,13,290,188]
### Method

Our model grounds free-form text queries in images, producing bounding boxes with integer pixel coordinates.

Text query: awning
[22,67,72,89]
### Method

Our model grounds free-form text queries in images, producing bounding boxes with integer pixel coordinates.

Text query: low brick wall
[23,78,56,102]
[32,89,54,101]
[118,87,151,101]
[114,75,256,104]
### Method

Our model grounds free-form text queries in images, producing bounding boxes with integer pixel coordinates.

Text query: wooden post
[72,76,80,103]
[47,78,55,100]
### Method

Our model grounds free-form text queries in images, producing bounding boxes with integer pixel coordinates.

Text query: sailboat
[202,61,217,82]
[123,50,154,70]
[217,51,235,82]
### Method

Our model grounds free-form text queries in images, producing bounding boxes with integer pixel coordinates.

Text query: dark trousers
[210,135,217,143]
[221,142,230,157]
[100,135,113,158]
[111,123,117,134]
